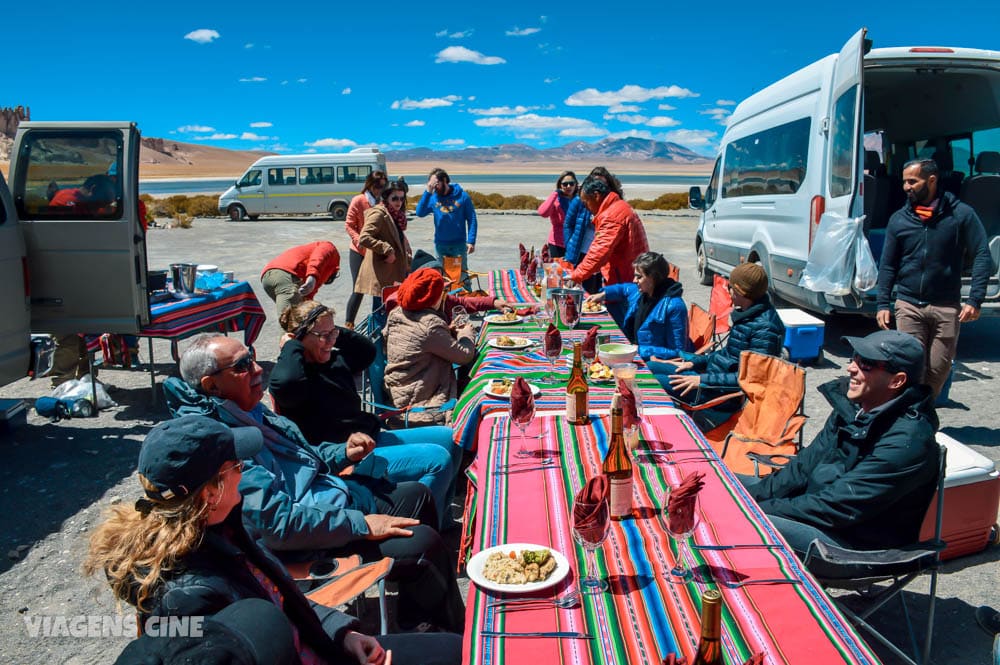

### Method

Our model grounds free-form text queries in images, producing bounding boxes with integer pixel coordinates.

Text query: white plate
[483,382,541,399]
[485,314,524,325]
[487,337,533,350]
[467,543,570,594]
[582,304,607,315]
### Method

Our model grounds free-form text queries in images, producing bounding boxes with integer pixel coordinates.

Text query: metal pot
[549,287,585,330]
[170,263,199,294]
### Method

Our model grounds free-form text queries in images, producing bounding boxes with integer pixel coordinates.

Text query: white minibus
[218,148,387,221]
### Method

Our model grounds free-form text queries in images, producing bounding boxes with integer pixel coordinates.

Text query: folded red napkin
[667,471,705,534]
[541,244,551,263]
[519,243,529,274]
[544,323,562,357]
[515,306,537,317]
[617,379,641,430]
[742,654,764,665]
[582,325,600,359]
[510,377,535,425]
[561,293,578,323]
[573,475,609,542]
[526,256,540,285]
[661,655,687,665]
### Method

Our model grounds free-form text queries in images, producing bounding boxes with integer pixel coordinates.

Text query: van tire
[247,215,260,221]
[329,203,348,221]
[696,243,714,285]
[227,204,247,222]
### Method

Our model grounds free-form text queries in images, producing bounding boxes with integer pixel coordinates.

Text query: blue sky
[5,1,999,156]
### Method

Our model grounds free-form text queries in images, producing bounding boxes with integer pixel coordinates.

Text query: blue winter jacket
[415,182,478,245]
[563,196,594,264]
[605,281,690,361]
[684,295,785,390]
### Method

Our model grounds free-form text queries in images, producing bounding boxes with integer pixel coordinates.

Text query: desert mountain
[385,137,708,165]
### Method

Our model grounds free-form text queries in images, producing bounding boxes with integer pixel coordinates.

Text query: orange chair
[668,261,681,282]
[688,303,717,354]
[286,555,394,635]
[709,274,733,340]
[442,255,465,290]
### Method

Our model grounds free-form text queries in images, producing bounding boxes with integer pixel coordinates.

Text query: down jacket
[563,196,594,264]
[605,281,690,361]
[354,204,411,297]
[569,192,649,286]
[260,241,340,300]
[684,295,785,390]
[383,306,476,425]
[749,384,939,549]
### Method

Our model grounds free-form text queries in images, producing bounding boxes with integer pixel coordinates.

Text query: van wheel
[696,244,713,285]
[227,204,247,221]
[247,215,259,221]
[330,203,348,221]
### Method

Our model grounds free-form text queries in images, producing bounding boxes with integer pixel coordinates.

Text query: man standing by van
[876,158,991,398]
[415,168,477,285]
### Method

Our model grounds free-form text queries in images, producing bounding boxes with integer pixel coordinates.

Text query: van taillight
[21,257,30,298]
[908,47,954,53]
[808,196,826,251]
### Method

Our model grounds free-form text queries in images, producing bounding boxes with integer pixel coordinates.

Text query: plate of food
[587,361,615,383]
[582,301,607,315]
[484,311,524,325]
[483,379,541,399]
[487,336,533,350]
[467,543,570,594]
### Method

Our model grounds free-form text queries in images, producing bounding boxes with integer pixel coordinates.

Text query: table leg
[87,352,99,417]
[148,337,157,405]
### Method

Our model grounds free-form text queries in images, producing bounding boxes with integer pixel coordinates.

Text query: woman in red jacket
[344,170,387,329]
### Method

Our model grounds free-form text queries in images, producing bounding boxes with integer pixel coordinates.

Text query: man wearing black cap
[741,330,939,556]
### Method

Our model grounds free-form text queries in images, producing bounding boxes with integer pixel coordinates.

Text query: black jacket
[877,191,991,310]
[748,384,939,549]
[269,329,382,444]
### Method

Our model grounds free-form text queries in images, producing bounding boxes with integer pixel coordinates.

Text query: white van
[0,121,149,386]
[218,149,387,222]
[690,29,1000,315]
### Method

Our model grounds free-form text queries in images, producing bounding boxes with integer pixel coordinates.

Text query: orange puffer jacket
[569,192,649,286]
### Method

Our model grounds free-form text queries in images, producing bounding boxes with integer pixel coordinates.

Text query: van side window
[268,168,297,186]
[829,86,859,198]
[239,170,262,187]
[15,131,124,220]
[705,157,721,207]
[722,118,810,198]
[299,167,334,185]
[338,165,372,184]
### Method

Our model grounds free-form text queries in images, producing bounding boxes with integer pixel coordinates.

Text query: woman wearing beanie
[383,268,477,427]
[654,262,785,430]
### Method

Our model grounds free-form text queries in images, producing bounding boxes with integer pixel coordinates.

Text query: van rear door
[0,173,30,385]
[826,28,867,220]
[9,122,149,334]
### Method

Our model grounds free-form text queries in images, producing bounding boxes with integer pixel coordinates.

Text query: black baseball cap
[138,415,263,502]
[411,248,442,273]
[842,330,925,384]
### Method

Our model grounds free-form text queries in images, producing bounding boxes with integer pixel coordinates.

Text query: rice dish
[481,548,557,584]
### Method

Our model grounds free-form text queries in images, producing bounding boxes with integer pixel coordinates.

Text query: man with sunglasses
[741,330,939,557]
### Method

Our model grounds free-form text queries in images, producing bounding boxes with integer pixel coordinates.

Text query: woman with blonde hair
[85,415,460,664]
[344,170,387,329]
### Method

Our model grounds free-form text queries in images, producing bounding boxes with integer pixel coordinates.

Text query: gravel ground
[0,209,997,664]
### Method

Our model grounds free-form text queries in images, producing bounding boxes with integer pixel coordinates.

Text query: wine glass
[533,303,551,330]
[661,486,699,583]
[510,391,536,456]
[451,305,469,328]
[542,335,562,384]
[572,499,610,593]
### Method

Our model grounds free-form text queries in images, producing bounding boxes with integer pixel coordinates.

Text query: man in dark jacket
[876,158,991,397]
[743,330,939,556]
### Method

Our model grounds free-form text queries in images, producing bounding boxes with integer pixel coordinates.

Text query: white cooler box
[919,432,1000,560]
[776,308,825,363]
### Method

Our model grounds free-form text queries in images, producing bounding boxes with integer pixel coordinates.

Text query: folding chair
[442,255,466,291]
[687,303,717,354]
[709,274,733,344]
[803,446,947,665]
[286,555,395,635]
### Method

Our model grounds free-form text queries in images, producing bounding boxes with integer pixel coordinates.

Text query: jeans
[435,242,469,288]
[737,474,846,557]
[647,363,742,431]
[377,427,460,530]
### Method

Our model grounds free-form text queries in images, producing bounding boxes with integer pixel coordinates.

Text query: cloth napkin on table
[561,292,579,323]
[742,654,764,665]
[527,256,540,284]
[544,323,562,357]
[510,377,535,425]
[617,379,641,430]
[541,244,551,264]
[572,475,609,543]
[667,471,705,534]
[519,244,529,275]
[582,325,600,359]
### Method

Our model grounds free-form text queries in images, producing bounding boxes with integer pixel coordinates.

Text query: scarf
[913,198,938,222]
[631,280,671,341]
[390,201,408,232]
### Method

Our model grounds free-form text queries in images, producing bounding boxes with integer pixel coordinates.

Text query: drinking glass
[451,305,469,328]
[510,391,536,455]
[534,302,552,329]
[572,499,610,593]
[560,296,581,330]
[543,336,562,383]
[661,487,699,582]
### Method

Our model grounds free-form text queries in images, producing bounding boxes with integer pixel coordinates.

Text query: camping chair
[677,350,807,476]
[285,555,395,635]
[442,255,467,291]
[803,446,947,665]
[709,274,733,343]
[688,303,717,354]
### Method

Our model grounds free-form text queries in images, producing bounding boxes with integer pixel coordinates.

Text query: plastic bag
[50,373,117,410]
[799,213,862,295]
[854,230,879,292]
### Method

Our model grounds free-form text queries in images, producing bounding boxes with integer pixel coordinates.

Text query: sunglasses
[309,328,338,341]
[388,195,405,202]
[211,346,256,375]
[560,180,577,187]
[219,460,245,475]
[851,354,891,373]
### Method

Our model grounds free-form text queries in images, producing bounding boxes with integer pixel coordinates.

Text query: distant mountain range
[385,137,708,165]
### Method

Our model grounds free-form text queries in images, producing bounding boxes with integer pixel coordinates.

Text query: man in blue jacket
[876,158,991,398]
[742,330,939,556]
[414,168,477,286]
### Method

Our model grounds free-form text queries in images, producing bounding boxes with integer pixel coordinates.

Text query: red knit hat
[398,267,445,311]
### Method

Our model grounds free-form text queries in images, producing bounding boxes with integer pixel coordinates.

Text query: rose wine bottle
[566,342,589,424]
[602,392,633,520]
[692,589,723,665]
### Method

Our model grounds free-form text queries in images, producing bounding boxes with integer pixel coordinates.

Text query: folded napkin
[561,293,578,323]
[515,306,537,317]
[519,243,529,274]
[573,475,609,542]
[742,654,764,665]
[544,323,562,357]
[510,377,535,425]
[526,256,540,284]
[661,655,687,665]
[582,325,600,360]
[541,244,551,264]
[667,471,705,534]
[617,380,641,430]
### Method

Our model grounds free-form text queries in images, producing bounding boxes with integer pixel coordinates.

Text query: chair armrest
[803,538,944,582]
[673,390,744,412]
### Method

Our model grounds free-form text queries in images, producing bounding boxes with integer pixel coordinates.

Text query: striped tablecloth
[463,411,881,665]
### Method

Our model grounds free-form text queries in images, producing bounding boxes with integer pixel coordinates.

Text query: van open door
[826,28,867,219]
[0,173,31,385]
[9,122,149,334]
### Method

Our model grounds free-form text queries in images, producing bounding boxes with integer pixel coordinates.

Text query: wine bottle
[692,589,723,665]
[602,392,633,520]
[566,341,589,425]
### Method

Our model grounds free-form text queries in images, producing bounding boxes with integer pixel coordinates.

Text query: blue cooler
[776,308,825,362]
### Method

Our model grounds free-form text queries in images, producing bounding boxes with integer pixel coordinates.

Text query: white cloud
[391,95,461,110]
[657,103,676,111]
[404,120,426,127]
[239,76,267,83]
[474,113,596,131]
[439,139,466,146]
[716,99,737,106]
[700,107,732,124]
[558,126,609,137]
[281,80,288,85]
[245,43,254,49]
[436,28,473,38]
[297,78,308,83]
[543,77,557,84]
[516,133,542,140]
[506,26,540,36]
[177,125,215,133]
[605,114,681,128]
[565,84,698,106]
[647,116,681,127]
[609,129,654,140]
[250,121,272,128]
[609,104,640,113]
[468,105,540,116]
[341,87,352,95]
[435,46,505,65]
[305,138,358,149]
[663,129,718,147]
[184,29,220,44]
[195,133,237,140]
[240,132,272,141]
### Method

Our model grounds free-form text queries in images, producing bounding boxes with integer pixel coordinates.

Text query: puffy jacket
[685,296,785,390]
[261,241,341,300]
[605,281,690,361]
[268,331,381,444]
[537,191,572,247]
[414,182,478,245]
[877,191,991,309]
[136,505,357,660]
[563,196,594,264]
[345,192,375,255]
[569,192,649,286]
[749,384,939,549]
[354,204,411,297]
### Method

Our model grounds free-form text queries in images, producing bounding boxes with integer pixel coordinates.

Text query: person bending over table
[584,251,690,362]
[739,330,939,557]
[261,241,341,318]
[86,415,461,664]
[163,333,465,633]
[384,268,476,427]
[269,300,461,528]
[652,262,784,430]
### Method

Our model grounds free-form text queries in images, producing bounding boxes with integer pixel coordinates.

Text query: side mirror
[689,186,704,210]
[234,180,241,188]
